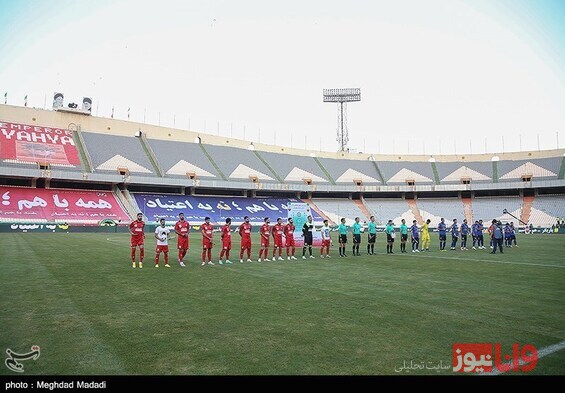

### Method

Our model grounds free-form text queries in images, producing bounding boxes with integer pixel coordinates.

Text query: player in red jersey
[219,218,233,265]
[272,217,285,261]
[285,217,297,260]
[258,217,271,262]
[129,212,145,268]
[239,216,252,263]
[174,212,190,267]
[201,217,214,266]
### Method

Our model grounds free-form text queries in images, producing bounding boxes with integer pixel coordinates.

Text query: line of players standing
[128,213,518,268]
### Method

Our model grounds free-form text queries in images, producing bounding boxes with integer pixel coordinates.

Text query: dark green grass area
[1,233,564,375]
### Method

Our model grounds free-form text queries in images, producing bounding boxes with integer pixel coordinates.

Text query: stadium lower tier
[0,186,563,228]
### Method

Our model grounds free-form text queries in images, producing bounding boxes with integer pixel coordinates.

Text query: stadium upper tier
[0,106,564,193]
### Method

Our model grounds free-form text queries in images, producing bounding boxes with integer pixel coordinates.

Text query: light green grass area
[1,233,564,375]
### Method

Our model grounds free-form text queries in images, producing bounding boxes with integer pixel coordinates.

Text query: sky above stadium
[0,0,563,155]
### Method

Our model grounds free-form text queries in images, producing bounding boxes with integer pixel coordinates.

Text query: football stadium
[1,0,564,381]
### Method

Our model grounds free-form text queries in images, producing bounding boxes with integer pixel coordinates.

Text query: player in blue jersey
[437,218,447,251]
[410,220,420,253]
[471,220,479,249]
[460,219,469,250]
[477,220,485,249]
[450,218,459,250]
[504,223,512,247]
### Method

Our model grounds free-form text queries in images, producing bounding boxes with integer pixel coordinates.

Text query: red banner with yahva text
[0,121,81,166]
[0,187,130,222]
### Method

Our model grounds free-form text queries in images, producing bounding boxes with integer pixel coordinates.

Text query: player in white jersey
[154,218,172,268]
[320,219,332,258]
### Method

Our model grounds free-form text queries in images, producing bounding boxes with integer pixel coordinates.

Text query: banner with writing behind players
[134,194,322,224]
[0,121,81,166]
[0,187,130,222]
[287,202,323,246]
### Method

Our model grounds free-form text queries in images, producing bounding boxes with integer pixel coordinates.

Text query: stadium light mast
[323,88,361,152]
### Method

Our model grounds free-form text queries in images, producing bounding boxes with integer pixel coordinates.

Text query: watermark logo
[453,343,538,373]
[5,346,40,373]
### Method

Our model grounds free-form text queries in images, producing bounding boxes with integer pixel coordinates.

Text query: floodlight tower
[323,88,361,152]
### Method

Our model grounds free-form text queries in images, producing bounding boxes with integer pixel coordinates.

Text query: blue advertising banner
[134,194,322,224]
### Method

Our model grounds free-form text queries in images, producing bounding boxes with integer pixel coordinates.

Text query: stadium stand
[377,161,435,184]
[497,157,561,182]
[316,157,381,185]
[529,195,565,227]
[364,199,415,225]
[146,139,219,179]
[259,151,330,183]
[204,144,277,182]
[470,196,522,223]
[0,186,130,224]
[416,198,466,223]
[81,132,156,175]
[312,199,369,225]
[434,162,493,184]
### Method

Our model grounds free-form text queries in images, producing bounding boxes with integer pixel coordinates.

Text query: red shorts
[286,236,295,247]
[177,237,189,250]
[261,239,270,247]
[131,237,144,247]
[202,239,213,249]
[322,239,330,248]
[156,245,169,253]
[274,237,283,248]
[241,238,252,249]
[222,241,232,250]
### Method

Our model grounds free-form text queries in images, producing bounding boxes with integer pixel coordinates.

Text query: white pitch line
[411,253,565,269]
[484,340,565,375]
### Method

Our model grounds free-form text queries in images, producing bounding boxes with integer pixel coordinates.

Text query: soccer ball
[160,235,167,241]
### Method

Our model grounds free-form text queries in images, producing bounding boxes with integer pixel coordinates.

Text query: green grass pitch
[1,232,564,375]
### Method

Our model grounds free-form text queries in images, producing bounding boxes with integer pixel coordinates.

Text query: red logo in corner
[453,343,538,373]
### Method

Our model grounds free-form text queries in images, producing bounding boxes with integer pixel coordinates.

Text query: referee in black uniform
[302,215,315,259]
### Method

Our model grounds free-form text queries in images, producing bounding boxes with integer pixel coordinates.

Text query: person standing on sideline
[450,218,459,250]
[129,212,145,268]
[471,220,479,249]
[259,217,271,262]
[490,220,504,254]
[460,219,469,250]
[154,218,171,268]
[410,220,420,253]
[338,218,348,257]
[201,217,214,266]
[399,219,408,253]
[219,218,232,265]
[477,220,485,249]
[385,220,395,254]
[239,216,253,263]
[420,219,431,252]
[504,222,512,247]
[438,218,447,251]
[367,216,377,255]
[285,217,297,260]
[352,217,362,256]
[320,219,332,258]
[510,222,518,247]
[174,212,190,267]
[302,215,315,259]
